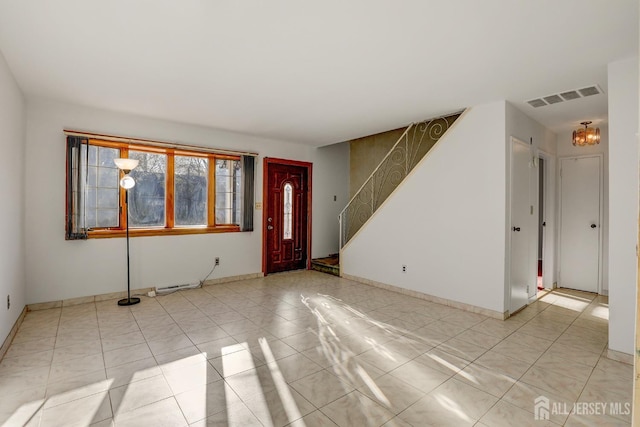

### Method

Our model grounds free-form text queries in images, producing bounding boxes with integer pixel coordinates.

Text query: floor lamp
[114,158,140,306]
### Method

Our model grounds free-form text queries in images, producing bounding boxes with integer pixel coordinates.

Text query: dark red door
[264,160,310,274]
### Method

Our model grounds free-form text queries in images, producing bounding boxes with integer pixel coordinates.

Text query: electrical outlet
[215,257,220,266]
[7,295,9,310]
[402,265,407,273]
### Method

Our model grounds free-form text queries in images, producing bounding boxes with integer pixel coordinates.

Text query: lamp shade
[114,158,139,171]
[120,175,136,189]
[572,121,600,146]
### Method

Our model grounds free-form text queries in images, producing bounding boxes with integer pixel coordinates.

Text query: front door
[264,159,311,274]
[558,156,601,293]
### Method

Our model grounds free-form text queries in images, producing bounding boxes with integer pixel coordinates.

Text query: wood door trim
[262,157,313,275]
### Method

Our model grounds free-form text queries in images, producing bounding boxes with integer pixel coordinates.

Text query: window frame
[83,138,241,239]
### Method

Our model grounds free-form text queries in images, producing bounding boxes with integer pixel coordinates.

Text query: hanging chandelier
[572,121,600,146]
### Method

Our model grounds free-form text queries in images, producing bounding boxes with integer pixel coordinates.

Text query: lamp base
[117,297,141,306]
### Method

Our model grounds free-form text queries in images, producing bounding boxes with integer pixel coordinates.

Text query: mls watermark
[534,395,631,420]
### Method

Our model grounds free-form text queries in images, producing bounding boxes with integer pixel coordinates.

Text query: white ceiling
[0,1,636,146]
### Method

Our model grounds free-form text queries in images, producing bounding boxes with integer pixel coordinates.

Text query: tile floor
[0,271,632,426]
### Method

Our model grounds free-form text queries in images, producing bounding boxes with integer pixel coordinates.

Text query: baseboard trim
[342,273,507,320]
[26,273,265,312]
[0,306,27,363]
[606,348,633,365]
[203,272,263,286]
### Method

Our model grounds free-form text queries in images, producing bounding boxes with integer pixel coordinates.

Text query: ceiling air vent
[543,95,564,105]
[560,91,581,101]
[528,99,547,108]
[527,84,603,108]
[578,86,601,97]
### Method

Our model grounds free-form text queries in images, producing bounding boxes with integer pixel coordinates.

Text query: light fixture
[114,158,140,306]
[572,121,600,146]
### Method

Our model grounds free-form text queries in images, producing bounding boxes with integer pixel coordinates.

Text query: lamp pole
[118,188,139,306]
[114,158,140,306]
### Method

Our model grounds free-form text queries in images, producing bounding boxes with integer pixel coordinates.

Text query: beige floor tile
[188,401,261,427]
[109,374,173,415]
[163,360,222,395]
[103,342,152,369]
[4,336,56,358]
[147,332,194,356]
[291,369,355,408]
[196,336,240,360]
[269,353,323,383]
[0,349,53,374]
[185,325,229,345]
[502,380,572,426]
[491,340,545,364]
[533,352,594,383]
[174,380,241,424]
[320,391,395,427]
[564,412,631,426]
[105,356,161,389]
[479,400,556,427]
[288,410,339,427]
[475,350,531,380]
[355,347,412,374]
[49,352,105,383]
[45,369,109,409]
[437,337,487,361]
[114,397,187,427]
[282,330,322,352]
[543,342,601,367]
[358,373,425,414]
[520,365,586,401]
[454,362,517,398]
[209,348,265,377]
[52,339,102,363]
[244,387,315,427]
[471,318,522,339]
[594,356,633,380]
[455,329,503,350]
[100,330,145,352]
[388,360,450,394]
[39,391,112,427]
[413,347,470,376]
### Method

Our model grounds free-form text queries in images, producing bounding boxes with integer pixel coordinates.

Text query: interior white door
[510,138,531,313]
[559,156,601,293]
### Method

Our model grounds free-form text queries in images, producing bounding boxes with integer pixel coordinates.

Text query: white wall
[342,101,508,314]
[24,98,347,304]
[0,50,26,343]
[505,103,558,296]
[556,126,609,293]
[312,142,349,258]
[607,56,639,356]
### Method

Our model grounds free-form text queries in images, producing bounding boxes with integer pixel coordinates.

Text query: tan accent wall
[348,127,406,198]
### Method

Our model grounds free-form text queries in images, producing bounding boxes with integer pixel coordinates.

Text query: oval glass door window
[283,183,292,239]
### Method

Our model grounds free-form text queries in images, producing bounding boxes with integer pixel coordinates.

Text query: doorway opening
[537,156,545,291]
[262,158,312,275]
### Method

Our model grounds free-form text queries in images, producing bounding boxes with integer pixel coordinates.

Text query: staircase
[339,112,462,250]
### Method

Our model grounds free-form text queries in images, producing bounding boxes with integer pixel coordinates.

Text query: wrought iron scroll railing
[339,112,462,249]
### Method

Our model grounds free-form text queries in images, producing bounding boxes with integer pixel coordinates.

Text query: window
[283,182,293,240]
[65,135,255,239]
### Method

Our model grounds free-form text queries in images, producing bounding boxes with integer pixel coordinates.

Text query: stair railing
[339,112,461,249]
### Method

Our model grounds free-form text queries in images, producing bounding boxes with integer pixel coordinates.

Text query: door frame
[262,157,313,275]
[557,153,603,294]
[536,149,554,292]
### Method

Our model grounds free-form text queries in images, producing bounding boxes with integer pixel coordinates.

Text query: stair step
[311,255,340,277]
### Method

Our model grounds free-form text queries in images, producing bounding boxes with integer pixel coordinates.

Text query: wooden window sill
[87,225,241,239]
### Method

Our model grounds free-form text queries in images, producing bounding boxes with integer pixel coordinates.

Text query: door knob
[267,225,274,230]
[590,224,597,229]
[512,226,521,232]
